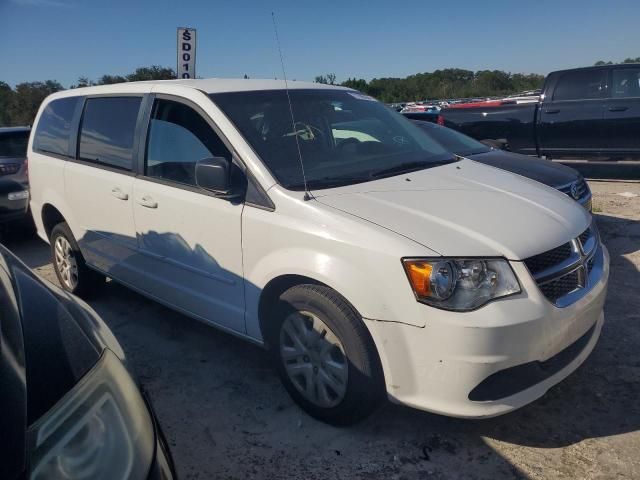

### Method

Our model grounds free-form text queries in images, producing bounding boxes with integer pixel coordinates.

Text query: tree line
[336,69,545,103]
[0,66,175,127]
[2,59,638,127]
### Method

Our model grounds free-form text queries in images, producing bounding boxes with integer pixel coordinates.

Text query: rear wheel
[269,284,384,425]
[50,222,104,297]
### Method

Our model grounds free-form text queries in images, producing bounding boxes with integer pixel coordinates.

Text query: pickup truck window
[611,68,640,98]
[553,70,606,101]
[210,89,454,190]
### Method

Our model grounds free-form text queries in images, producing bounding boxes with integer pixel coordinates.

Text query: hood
[313,159,590,259]
[468,150,579,188]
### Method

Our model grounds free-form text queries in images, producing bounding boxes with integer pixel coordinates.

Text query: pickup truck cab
[441,64,640,160]
[28,80,609,424]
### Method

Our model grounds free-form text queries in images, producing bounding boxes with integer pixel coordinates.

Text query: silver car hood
[313,159,591,259]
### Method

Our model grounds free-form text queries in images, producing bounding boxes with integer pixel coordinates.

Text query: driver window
[146,99,230,186]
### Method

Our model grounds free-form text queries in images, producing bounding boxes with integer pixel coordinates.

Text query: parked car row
[0,127,31,227]
[438,63,640,160]
[1,76,609,478]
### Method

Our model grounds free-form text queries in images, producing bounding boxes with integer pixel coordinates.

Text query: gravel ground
[3,180,639,480]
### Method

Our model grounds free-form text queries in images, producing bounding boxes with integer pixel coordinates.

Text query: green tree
[0,81,14,127]
[97,74,127,85]
[126,66,176,82]
[10,80,64,126]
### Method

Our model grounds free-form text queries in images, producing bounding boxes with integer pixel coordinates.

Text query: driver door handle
[111,187,129,201]
[138,195,158,209]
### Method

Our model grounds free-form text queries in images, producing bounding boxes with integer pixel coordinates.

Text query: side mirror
[195,157,232,195]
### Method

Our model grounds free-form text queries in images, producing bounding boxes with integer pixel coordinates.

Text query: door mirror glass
[195,157,231,194]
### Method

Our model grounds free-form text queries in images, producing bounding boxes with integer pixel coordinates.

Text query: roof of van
[51,78,351,97]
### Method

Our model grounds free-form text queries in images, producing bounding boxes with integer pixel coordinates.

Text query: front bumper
[366,245,609,418]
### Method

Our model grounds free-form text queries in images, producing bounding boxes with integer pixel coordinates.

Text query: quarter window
[553,70,606,101]
[33,97,80,156]
[611,68,640,98]
[145,99,230,186]
[78,97,141,171]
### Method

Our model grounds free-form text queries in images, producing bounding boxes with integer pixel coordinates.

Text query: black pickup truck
[440,64,640,160]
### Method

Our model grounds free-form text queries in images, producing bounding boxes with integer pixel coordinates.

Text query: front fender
[243,245,427,340]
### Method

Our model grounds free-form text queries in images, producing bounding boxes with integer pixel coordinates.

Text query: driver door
[131,96,245,333]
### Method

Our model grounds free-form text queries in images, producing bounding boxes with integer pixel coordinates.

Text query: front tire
[50,222,104,297]
[269,285,384,425]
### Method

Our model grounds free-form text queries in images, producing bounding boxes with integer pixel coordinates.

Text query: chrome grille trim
[523,222,602,307]
[557,178,592,209]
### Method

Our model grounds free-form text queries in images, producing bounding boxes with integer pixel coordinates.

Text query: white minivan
[28,80,609,424]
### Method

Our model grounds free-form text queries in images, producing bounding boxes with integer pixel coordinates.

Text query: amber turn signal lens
[403,261,433,297]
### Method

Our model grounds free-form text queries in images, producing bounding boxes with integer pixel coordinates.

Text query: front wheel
[50,222,104,297]
[270,285,384,425]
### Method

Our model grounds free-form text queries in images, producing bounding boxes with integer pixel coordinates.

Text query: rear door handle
[138,195,158,209]
[544,109,560,114]
[111,187,129,201]
[608,106,629,112]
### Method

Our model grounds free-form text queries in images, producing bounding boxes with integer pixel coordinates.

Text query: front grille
[578,228,591,246]
[559,178,588,200]
[523,242,572,275]
[523,222,601,307]
[538,268,583,303]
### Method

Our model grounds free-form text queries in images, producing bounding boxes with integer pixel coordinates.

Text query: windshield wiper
[370,157,457,178]
[288,176,372,190]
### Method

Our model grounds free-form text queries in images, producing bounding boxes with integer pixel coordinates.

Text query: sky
[1,0,640,88]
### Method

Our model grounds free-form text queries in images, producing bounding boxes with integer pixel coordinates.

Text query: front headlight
[402,258,521,311]
[28,350,154,480]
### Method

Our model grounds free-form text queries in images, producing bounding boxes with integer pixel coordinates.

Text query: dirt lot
[4,180,640,480]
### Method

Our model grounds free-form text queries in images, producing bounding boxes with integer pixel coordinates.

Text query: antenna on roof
[271,11,312,201]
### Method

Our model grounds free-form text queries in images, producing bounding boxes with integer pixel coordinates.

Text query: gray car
[0,127,31,225]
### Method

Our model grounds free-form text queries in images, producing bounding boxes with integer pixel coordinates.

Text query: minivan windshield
[211,89,456,190]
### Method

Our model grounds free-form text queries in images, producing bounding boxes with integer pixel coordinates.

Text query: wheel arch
[258,274,330,348]
[41,203,66,239]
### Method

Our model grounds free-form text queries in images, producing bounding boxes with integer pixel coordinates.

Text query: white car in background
[27,79,609,424]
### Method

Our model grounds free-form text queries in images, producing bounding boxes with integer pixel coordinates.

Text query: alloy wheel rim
[279,310,348,408]
[54,236,78,290]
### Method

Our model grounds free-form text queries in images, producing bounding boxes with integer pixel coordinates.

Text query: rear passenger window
[33,97,79,156]
[145,99,230,186]
[78,97,141,171]
[553,70,606,101]
[611,68,640,98]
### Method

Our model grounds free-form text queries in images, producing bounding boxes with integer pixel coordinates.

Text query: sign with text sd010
[177,28,196,79]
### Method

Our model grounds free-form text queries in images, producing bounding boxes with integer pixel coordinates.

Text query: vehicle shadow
[0,226,50,270]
